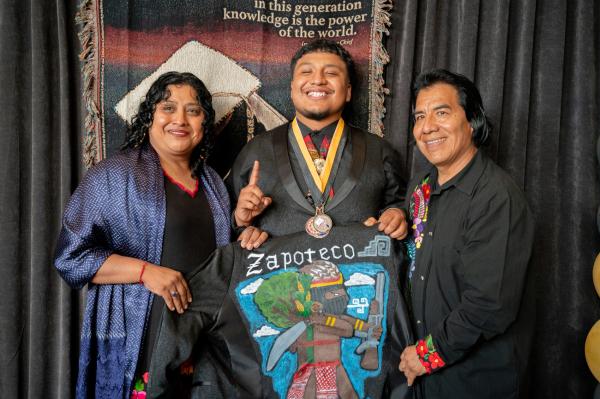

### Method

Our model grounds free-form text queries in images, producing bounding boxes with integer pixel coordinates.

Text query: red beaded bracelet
[139,262,148,284]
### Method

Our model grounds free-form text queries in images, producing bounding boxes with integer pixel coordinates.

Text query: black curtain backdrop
[0,0,84,397]
[384,0,600,398]
[1,0,599,398]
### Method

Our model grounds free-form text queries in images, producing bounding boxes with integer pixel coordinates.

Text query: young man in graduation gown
[398,69,535,398]
[228,39,407,241]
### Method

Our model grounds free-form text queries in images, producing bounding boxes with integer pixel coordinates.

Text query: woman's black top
[133,174,216,394]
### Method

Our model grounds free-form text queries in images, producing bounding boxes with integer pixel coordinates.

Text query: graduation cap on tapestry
[114,40,287,140]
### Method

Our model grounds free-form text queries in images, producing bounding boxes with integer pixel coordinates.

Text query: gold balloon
[586,320,600,382]
[594,254,600,298]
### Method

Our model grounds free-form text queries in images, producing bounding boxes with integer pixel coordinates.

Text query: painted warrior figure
[260,260,383,399]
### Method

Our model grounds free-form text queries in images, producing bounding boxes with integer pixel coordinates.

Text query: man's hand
[399,345,427,386]
[234,160,272,227]
[237,226,269,250]
[363,208,408,240]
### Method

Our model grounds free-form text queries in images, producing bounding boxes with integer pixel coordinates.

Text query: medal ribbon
[304,134,334,199]
[303,134,330,159]
[291,118,344,193]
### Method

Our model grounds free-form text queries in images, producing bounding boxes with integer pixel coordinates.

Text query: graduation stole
[291,118,345,195]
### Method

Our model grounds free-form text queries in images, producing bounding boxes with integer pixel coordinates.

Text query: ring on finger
[170,291,178,297]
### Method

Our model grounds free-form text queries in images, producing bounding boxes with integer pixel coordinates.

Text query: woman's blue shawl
[54,144,231,398]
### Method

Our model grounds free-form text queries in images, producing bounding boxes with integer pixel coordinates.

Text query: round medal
[312,213,332,234]
[305,216,328,238]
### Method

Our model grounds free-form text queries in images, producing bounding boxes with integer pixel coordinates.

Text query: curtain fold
[384,0,600,397]
[0,0,83,398]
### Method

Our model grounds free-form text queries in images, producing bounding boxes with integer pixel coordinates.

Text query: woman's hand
[91,254,192,313]
[141,264,192,313]
[238,226,269,250]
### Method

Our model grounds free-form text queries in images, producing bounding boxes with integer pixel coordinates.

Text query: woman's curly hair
[122,71,216,178]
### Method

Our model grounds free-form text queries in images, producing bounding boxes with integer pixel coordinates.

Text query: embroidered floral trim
[130,371,149,399]
[406,176,431,280]
[179,359,194,376]
[415,335,445,374]
[411,176,430,249]
[131,359,194,398]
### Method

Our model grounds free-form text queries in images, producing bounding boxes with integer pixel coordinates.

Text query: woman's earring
[137,130,147,147]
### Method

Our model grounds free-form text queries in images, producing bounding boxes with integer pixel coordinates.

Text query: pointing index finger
[249,160,260,186]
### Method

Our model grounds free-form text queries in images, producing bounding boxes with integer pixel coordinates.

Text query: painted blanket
[77,0,393,174]
[148,224,412,398]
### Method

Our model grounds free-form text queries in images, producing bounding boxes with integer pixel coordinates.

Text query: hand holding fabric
[142,263,192,314]
[363,207,408,239]
[237,226,269,249]
[399,345,427,386]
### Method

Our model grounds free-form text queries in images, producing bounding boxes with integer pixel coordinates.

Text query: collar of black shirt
[430,150,486,197]
[295,118,339,143]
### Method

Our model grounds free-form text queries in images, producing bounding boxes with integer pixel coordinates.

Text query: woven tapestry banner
[78,0,393,173]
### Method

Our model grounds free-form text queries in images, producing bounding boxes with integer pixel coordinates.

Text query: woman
[54,72,261,398]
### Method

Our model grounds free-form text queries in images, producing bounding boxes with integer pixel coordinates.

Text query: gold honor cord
[291,118,345,193]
